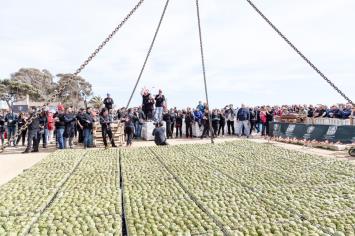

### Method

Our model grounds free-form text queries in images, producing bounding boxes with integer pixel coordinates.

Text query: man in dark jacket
[236,104,250,138]
[23,108,40,153]
[5,109,18,146]
[0,115,5,146]
[185,108,194,138]
[78,107,94,149]
[162,109,172,139]
[225,105,235,135]
[103,93,114,110]
[154,89,166,123]
[38,110,48,148]
[152,122,168,145]
[100,108,117,149]
[54,105,66,149]
[64,107,77,149]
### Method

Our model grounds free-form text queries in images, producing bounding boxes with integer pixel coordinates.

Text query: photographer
[152,122,168,146]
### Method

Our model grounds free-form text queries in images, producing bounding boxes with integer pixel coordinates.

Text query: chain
[196,0,214,144]
[0,0,145,153]
[245,0,354,106]
[126,0,170,109]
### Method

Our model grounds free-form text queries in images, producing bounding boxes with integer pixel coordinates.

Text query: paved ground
[1,136,353,186]
[0,152,48,186]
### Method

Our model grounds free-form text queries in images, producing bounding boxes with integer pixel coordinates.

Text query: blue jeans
[154,107,164,122]
[134,121,143,138]
[7,126,16,144]
[56,128,65,149]
[83,128,92,148]
[237,120,250,137]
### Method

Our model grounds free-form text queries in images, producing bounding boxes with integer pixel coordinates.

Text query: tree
[0,79,40,108]
[56,74,93,109]
[11,68,56,101]
[89,96,103,109]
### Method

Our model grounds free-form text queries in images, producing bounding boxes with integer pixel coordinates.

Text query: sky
[0,0,354,108]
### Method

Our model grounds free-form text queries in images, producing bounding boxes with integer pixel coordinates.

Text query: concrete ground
[0,152,48,186]
[1,136,353,186]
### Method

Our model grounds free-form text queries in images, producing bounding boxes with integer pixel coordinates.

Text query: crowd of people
[0,89,354,152]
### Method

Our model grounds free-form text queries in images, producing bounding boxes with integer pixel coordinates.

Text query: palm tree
[89,96,103,109]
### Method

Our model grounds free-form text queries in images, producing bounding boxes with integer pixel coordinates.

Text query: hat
[57,105,64,111]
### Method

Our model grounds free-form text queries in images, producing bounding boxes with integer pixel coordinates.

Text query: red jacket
[47,113,54,131]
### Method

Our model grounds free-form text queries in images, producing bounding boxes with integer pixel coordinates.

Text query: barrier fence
[304,117,354,126]
[269,122,355,144]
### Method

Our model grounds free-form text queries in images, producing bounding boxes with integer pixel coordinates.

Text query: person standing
[265,106,274,136]
[193,108,203,128]
[197,101,205,113]
[54,105,66,149]
[218,109,226,137]
[76,108,85,144]
[226,105,235,135]
[23,108,40,153]
[78,107,94,149]
[200,111,210,139]
[154,89,166,123]
[0,114,5,146]
[136,107,145,139]
[47,111,54,144]
[38,110,49,148]
[141,88,151,120]
[175,111,183,138]
[146,95,155,121]
[16,112,27,146]
[152,122,168,146]
[170,108,177,136]
[185,108,194,138]
[236,104,251,138]
[163,108,172,139]
[103,93,114,110]
[211,110,220,137]
[123,108,135,146]
[5,109,18,146]
[100,108,117,149]
[64,107,77,149]
[249,108,257,135]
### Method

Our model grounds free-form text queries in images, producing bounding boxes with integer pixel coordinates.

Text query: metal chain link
[245,0,354,106]
[196,0,214,144]
[126,0,170,109]
[0,0,145,153]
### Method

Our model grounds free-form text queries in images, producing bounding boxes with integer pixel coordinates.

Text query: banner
[269,122,355,144]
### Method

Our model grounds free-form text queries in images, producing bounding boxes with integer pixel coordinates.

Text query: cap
[57,105,64,111]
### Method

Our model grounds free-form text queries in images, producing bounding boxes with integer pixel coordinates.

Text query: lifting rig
[0,0,353,153]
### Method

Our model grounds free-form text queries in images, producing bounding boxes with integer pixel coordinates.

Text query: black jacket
[5,113,18,127]
[28,116,40,131]
[54,113,66,129]
[185,112,194,125]
[163,113,172,125]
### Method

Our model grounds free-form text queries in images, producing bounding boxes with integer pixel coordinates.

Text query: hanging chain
[245,0,354,106]
[0,0,145,153]
[74,0,145,77]
[126,0,170,109]
[196,0,214,144]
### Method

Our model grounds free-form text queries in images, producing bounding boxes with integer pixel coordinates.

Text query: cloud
[0,0,354,108]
